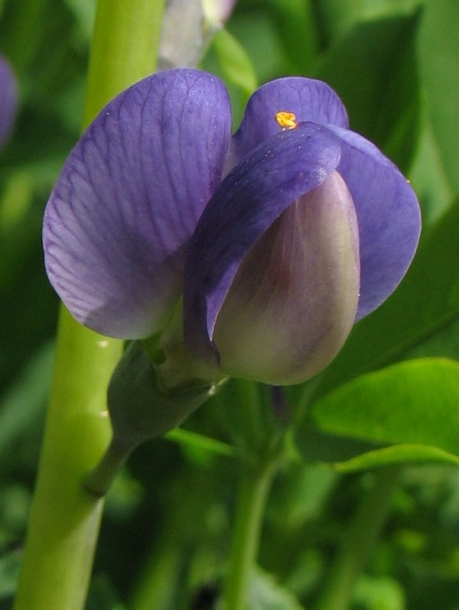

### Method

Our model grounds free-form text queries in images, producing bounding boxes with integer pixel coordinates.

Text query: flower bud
[212,170,360,385]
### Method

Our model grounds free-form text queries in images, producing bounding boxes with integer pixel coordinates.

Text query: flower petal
[213,170,360,385]
[44,69,232,338]
[326,126,421,320]
[0,55,18,149]
[230,77,348,166]
[183,122,342,366]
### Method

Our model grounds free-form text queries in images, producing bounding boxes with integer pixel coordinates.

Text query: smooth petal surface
[230,77,348,166]
[184,122,342,366]
[213,171,360,385]
[44,69,232,338]
[0,55,18,149]
[326,126,422,320]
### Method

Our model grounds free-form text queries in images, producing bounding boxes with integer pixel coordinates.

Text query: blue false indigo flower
[43,69,421,386]
[0,54,18,149]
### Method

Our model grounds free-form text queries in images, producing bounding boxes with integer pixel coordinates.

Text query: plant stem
[223,458,276,610]
[83,0,164,127]
[13,1,165,608]
[314,465,402,610]
[13,311,122,610]
[83,437,131,498]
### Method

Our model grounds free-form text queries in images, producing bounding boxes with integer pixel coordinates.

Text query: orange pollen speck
[275,111,298,130]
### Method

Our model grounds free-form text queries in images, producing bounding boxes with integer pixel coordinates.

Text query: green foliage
[211,28,258,99]
[249,567,306,610]
[2,0,459,608]
[316,9,422,172]
[296,359,459,470]
[418,0,459,197]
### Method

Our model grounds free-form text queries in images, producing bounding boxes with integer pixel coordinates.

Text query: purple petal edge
[0,55,18,149]
[230,76,349,166]
[326,126,421,320]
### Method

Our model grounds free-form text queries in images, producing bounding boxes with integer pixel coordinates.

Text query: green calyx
[85,340,223,497]
[109,341,222,450]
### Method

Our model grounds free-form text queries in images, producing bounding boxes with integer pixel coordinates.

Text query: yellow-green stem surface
[13,1,164,608]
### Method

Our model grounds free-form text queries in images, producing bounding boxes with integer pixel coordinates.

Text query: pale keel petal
[213,171,360,385]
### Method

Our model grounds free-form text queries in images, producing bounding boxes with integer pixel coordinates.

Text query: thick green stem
[83,0,164,127]
[223,459,276,610]
[314,465,402,610]
[14,1,165,608]
[13,311,122,610]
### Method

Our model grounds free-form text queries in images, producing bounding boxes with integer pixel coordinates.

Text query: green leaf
[310,0,423,47]
[264,0,318,74]
[0,548,21,599]
[418,0,459,196]
[63,0,95,40]
[0,342,53,462]
[225,9,286,84]
[331,445,459,473]
[296,358,459,471]
[408,119,453,223]
[293,426,387,466]
[317,9,422,171]
[312,198,459,402]
[316,358,459,451]
[248,567,306,610]
[212,27,258,98]
[353,574,405,610]
[86,576,126,610]
[165,427,234,462]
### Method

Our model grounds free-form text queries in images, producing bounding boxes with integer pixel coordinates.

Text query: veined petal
[326,126,421,320]
[44,69,232,338]
[184,122,342,366]
[0,55,18,149]
[213,171,360,385]
[230,77,348,166]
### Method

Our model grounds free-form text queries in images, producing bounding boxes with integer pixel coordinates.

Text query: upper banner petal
[0,55,18,149]
[230,77,348,166]
[326,126,421,320]
[184,122,342,364]
[44,69,232,338]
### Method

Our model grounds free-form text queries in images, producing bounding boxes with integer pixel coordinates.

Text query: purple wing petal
[184,122,342,365]
[44,69,232,338]
[326,126,421,320]
[0,55,18,149]
[230,77,348,166]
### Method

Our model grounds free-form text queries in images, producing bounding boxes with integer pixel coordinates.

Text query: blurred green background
[2,0,459,608]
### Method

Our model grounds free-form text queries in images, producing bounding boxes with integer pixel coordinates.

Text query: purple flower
[43,69,420,385]
[0,54,18,149]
